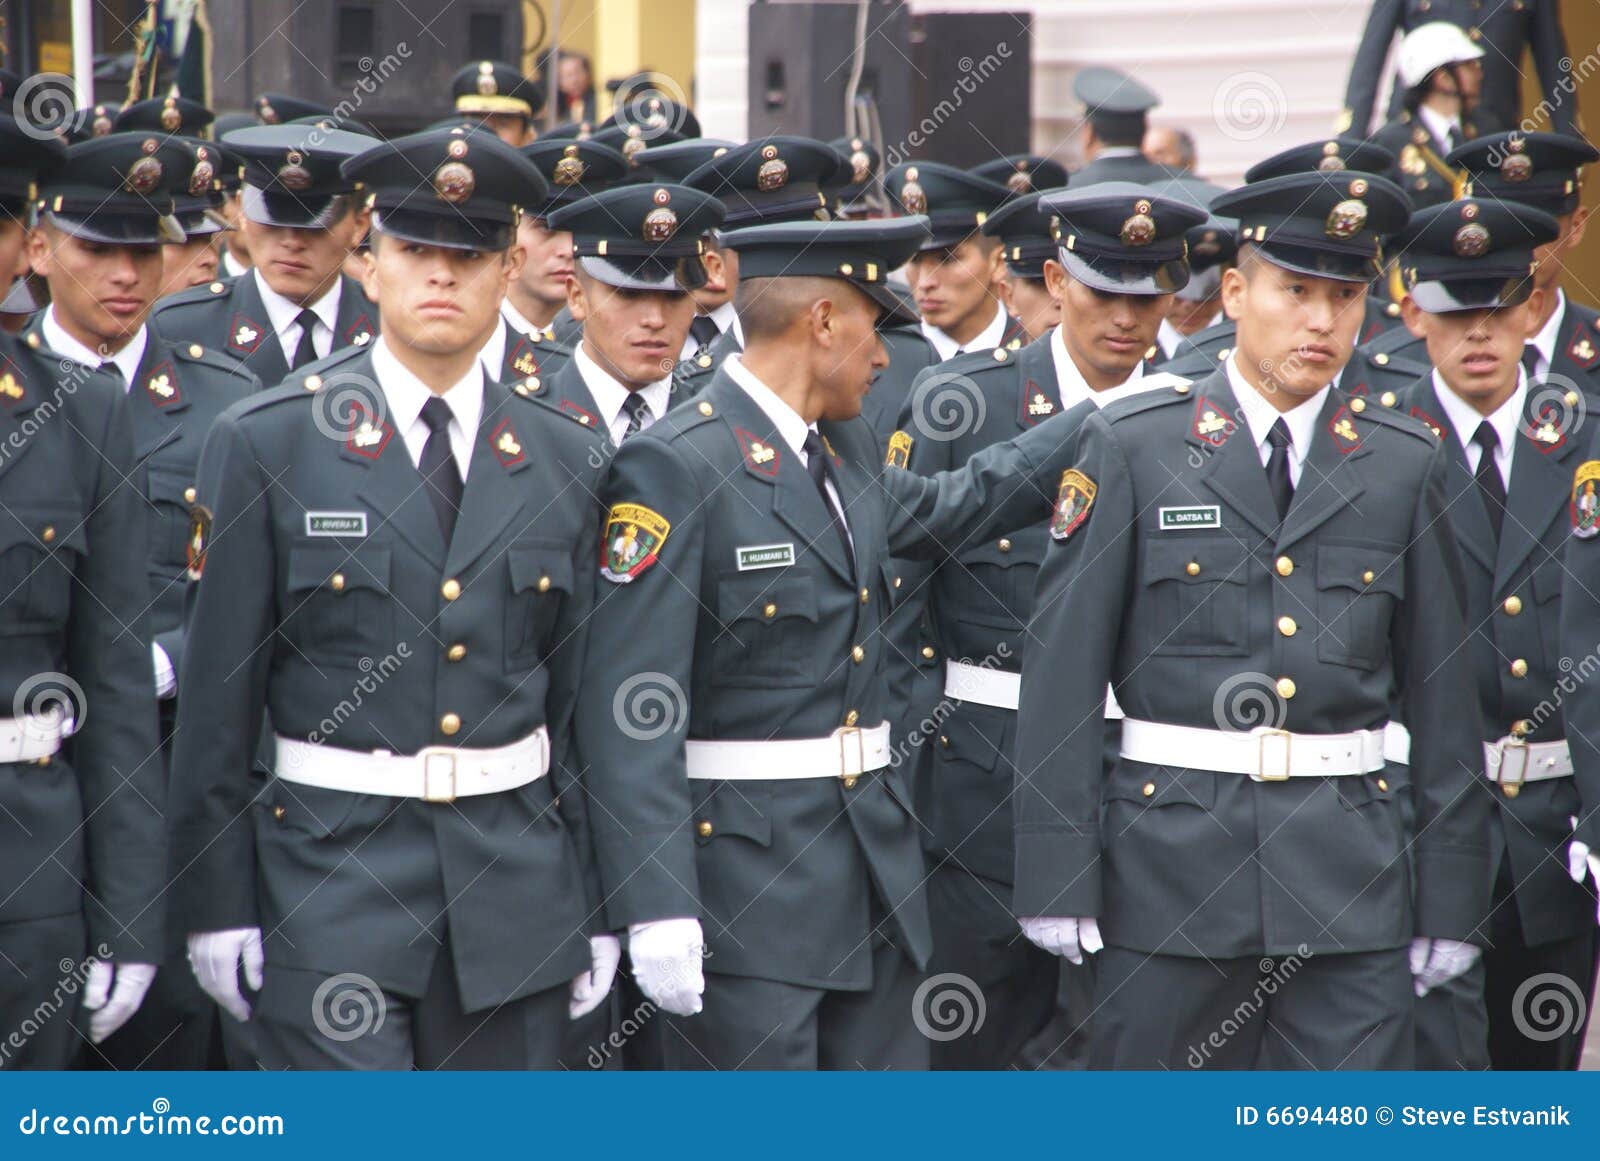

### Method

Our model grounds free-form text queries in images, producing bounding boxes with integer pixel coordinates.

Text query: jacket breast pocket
[951,537,1037,629]
[504,540,575,671]
[1315,541,1403,671]
[1139,537,1249,657]
[0,508,86,636]
[283,542,394,666]
[1531,557,1566,671]
[711,573,819,688]
[145,464,195,571]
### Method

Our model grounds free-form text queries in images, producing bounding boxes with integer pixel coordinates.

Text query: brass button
[851,645,865,664]
[1276,676,1296,699]
[440,713,461,735]
[998,538,1012,553]
[40,525,55,543]
[1510,658,1528,678]
[921,646,936,660]
[184,486,197,503]
[1511,719,1533,738]
[893,576,902,589]
[1380,391,1397,408]
[842,776,858,790]
[938,734,949,747]
[537,575,551,593]
[859,587,870,605]
[1142,782,1155,798]
[1275,556,1293,577]
[696,820,713,837]
[1350,397,1365,413]
[1503,596,1523,616]
[1377,778,1389,792]
[1503,783,1521,799]
[697,401,714,416]
[1185,561,1200,576]
[844,709,859,726]
[1277,616,1297,637]
[304,374,322,391]
[447,643,466,662]
[763,602,777,619]
[330,572,346,592]
[441,578,461,600]
[1362,569,1375,585]
[273,804,286,821]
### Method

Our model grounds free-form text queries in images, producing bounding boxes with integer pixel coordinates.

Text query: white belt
[1119,719,1387,780]
[1384,721,1410,764]
[943,660,1124,719]
[685,723,891,780]
[274,727,549,802]
[0,712,68,763]
[1484,737,1572,789]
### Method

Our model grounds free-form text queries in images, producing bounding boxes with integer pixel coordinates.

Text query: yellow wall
[525,0,695,122]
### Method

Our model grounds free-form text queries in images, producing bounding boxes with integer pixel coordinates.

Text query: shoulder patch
[602,503,671,583]
[1050,469,1096,541]
[886,429,913,468]
[1573,461,1600,539]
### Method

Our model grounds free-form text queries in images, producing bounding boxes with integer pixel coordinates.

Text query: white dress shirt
[574,341,672,446]
[477,320,508,380]
[724,353,853,553]
[1226,353,1330,487]
[256,269,341,366]
[1526,288,1566,384]
[1049,324,1152,411]
[371,337,483,481]
[1417,104,1462,153]
[221,249,249,279]
[677,300,742,363]
[922,299,1008,362]
[501,298,555,341]
[42,307,147,386]
[1433,368,1526,489]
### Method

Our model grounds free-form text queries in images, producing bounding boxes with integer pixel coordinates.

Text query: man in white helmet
[1371,22,1493,211]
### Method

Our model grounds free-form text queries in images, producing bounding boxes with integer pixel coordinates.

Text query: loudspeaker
[906,11,1031,166]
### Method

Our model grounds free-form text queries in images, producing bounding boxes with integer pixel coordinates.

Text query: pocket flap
[1317,547,1404,596]
[286,542,391,594]
[145,464,194,505]
[1140,537,1248,585]
[0,508,89,556]
[692,784,773,847]
[508,541,575,595]
[1106,765,1218,809]
[716,573,820,623]
[935,710,1008,773]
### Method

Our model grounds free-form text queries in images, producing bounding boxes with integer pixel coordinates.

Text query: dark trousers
[251,942,568,1069]
[0,913,86,1069]
[1091,945,1415,1070]
[925,864,1056,1069]
[1014,957,1097,1071]
[1413,959,1490,1070]
[662,937,926,1070]
[78,959,216,1071]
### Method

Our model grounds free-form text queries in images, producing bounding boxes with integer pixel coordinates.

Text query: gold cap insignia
[433,161,475,204]
[1324,198,1368,239]
[554,144,585,186]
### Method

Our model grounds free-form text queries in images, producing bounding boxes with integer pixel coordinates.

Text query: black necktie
[688,315,719,350]
[1473,421,1506,540]
[1444,124,1461,155]
[418,397,462,544]
[1265,418,1294,522]
[1521,345,1542,385]
[291,309,320,369]
[98,360,123,386]
[619,391,650,443]
[803,429,854,575]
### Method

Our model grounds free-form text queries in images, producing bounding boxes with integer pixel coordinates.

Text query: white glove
[569,934,621,1019]
[1408,937,1481,997]
[1019,916,1103,964]
[151,642,176,699]
[81,960,156,1043]
[1566,835,1600,924]
[627,917,704,1016]
[187,927,265,1022]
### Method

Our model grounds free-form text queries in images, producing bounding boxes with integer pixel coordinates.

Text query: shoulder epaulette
[172,340,259,386]
[1100,378,1196,423]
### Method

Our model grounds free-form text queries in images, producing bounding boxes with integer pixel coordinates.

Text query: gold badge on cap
[1121,199,1156,247]
[277,149,313,191]
[622,124,645,164]
[757,143,788,191]
[1318,141,1345,172]
[899,166,927,215]
[189,147,215,195]
[643,187,677,241]
[1454,201,1491,256]
[125,155,163,195]
[434,161,475,204]
[1325,196,1369,240]
[1501,136,1533,182]
[160,98,182,131]
[554,144,586,186]
[476,60,498,96]
[642,97,668,130]
[258,100,279,124]
[1006,165,1033,194]
[849,140,871,185]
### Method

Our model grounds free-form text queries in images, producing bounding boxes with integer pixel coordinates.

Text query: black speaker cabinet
[906,10,1031,166]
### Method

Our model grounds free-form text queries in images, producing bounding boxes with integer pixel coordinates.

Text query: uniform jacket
[1014,370,1492,957]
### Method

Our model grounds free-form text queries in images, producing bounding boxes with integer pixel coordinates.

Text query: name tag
[305,511,369,538]
[1158,505,1221,531]
[736,542,795,571]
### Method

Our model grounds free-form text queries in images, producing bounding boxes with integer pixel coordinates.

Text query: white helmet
[1396,22,1485,89]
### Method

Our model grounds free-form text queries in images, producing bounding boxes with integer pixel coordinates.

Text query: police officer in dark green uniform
[449,60,544,149]
[574,215,1089,1069]
[170,127,616,1069]
[152,123,377,386]
[25,133,261,1068]
[0,115,166,1066]
[1015,169,1493,1069]
[902,185,1204,1069]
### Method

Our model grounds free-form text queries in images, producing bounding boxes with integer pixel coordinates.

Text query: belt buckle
[837,726,865,780]
[1254,729,1292,782]
[1496,737,1529,792]
[421,748,458,803]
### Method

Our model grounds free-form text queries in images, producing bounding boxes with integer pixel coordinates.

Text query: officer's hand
[570,934,621,1019]
[1565,834,1600,924]
[1019,916,1103,964]
[1408,937,1480,997]
[187,927,265,1022]
[627,918,705,1017]
[81,960,157,1043]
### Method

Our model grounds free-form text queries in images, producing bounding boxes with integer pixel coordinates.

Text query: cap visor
[1059,247,1189,296]
[45,210,178,245]
[242,185,344,229]
[1254,239,1376,283]
[373,209,512,253]
[1408,275,1534,314]
[855,279,921,327]
[578,253,705,292]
